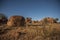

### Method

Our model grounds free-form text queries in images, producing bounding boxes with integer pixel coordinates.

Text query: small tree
[54,18,59,22]
[0,13,7,25]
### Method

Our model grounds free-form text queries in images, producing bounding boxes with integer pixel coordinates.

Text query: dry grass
[0,23,60,40]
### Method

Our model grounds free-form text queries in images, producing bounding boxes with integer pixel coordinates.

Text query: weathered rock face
[7,15,25,27]
[39,17,57,24]
[44,17,57,23]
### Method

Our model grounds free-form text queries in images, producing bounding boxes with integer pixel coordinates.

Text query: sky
[0,0,60,21]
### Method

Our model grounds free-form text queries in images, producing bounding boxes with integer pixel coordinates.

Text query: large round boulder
[7,15,25,27]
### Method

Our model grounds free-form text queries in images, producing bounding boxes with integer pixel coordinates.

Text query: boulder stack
[39,17,57,25]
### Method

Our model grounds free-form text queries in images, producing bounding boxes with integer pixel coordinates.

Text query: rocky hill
[0,15,60,40]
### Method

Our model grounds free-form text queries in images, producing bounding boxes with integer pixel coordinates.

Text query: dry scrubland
[0,23,60,40]
[0,14,60,40]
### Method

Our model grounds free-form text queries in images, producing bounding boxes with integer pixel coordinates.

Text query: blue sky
[0,0,60,20]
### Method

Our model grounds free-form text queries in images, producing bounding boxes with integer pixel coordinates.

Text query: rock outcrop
[40,17,57,24]
[25,17,32,23]
[44,17,57,23]
[7,15,25,27]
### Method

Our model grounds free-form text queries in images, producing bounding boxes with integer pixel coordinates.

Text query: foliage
[0,13,7,19]
[0,13,7,25]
